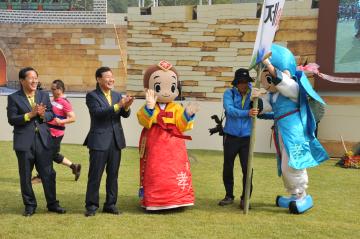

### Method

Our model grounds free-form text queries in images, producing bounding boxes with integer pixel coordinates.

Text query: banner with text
[249,0,285,68]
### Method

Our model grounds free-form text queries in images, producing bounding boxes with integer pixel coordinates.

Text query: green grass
[0,141,359,239]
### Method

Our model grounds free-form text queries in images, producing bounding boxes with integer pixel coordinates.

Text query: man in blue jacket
[218,68,258,209]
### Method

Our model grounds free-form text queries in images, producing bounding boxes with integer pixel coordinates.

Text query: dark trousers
[85,136,121,212]
[15,133,58,210]
[52,135,64,164]
[223,134,253,199]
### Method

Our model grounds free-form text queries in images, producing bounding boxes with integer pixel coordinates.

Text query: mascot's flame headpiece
[270,44,297,76]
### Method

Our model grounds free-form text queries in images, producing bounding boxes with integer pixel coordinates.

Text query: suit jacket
[83,86,130,151]
[7,89,54,151]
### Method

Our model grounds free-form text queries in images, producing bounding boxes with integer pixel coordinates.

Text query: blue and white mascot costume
[257,44,329,214]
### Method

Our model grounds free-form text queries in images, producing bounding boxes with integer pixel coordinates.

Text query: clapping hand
[27,104,38,119]
[36,103,47,118]
[145,89,157,110]
[117,95,134,110]
[123,95,134,110]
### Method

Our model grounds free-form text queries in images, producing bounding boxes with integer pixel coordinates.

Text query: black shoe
[85,210,96,217]
[103,206,121,215]
[48,206,66,214]
[240,199,252,210]
[71,164,81,181]
[23,208,36,217]
[218,196,234,206]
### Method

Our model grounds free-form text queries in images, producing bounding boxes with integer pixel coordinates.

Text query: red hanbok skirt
[139,124,194,210]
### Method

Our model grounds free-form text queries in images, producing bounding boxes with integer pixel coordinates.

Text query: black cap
[232,68,254,86]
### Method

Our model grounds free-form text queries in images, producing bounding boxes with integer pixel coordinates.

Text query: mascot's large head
[269,44,297,77]
[260,44,297,93]
[143,60,179,103]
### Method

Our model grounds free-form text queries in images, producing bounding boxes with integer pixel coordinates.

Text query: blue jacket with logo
[223,84,252,138]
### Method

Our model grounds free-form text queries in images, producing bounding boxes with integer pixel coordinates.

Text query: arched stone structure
[0,40,17,88]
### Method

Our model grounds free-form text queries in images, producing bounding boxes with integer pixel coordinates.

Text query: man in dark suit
[7,67,66,216]
[84,66,134,217]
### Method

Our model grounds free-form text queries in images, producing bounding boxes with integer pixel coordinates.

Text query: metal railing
[138,0,212,7]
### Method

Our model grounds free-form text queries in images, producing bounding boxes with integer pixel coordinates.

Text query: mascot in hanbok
[253,44,329,214]
[137,60,199,211]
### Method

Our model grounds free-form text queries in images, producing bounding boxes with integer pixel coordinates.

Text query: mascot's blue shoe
[289,195,313,214]
[276,195,297,208]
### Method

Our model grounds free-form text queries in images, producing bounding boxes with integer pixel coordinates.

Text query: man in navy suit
[7,67,66,216]
[84,66,134,216]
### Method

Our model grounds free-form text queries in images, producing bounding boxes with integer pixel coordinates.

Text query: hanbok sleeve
[175,104,194,132]
[137,104,156,129]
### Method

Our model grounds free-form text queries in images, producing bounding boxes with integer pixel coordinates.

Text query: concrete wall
[0,24,127,92]
[318,94,360,156]
[107,13,128,25]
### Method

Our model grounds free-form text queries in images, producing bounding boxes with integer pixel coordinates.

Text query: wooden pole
[113,24,127,74]
[243,64,263,214]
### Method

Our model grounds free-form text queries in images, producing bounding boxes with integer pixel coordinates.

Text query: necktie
[105,92,112,105]
[28,96,35,108]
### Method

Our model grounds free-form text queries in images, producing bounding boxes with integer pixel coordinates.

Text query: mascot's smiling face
[260,44,296,93]
[148,69,179,103]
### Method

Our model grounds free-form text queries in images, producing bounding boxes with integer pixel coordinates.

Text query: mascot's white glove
[185,102,200,117]
[263,58,272,68]
[251,88,267,100]
[145,89,157,110]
